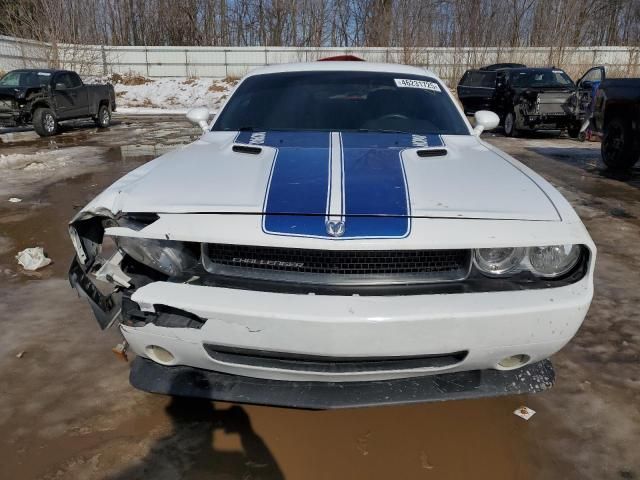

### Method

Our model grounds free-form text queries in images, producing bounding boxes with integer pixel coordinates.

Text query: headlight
[528,245,581,278]
[474,247,525,276]
[115,237,197,276]
[474,244,582,279]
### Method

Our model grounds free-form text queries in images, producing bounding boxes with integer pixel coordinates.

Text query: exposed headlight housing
[528,244,581,278]
[474,245,583,279]
[115,237,197,277]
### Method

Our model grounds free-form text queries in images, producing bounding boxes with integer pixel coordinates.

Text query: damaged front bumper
[67,209,592,407]
[0,111,29,128]
[69,257,122,329]
[130,355,555,409]
[519,113,571,130]
[68,249,581,407]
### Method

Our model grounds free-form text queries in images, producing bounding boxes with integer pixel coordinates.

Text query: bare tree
[3,0,639,50]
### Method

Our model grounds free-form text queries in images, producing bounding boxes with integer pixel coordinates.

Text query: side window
[68,72,82,88]
[581,68,603,85]
[466,72,479,87]
[478,72,496,88]
[459,71,472,86]
[55,73,73,88]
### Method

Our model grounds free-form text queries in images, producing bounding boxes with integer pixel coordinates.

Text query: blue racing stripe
[238,131,331,236]
[340,132,444,149]
[233,130,444,239]
[340,132,412,238]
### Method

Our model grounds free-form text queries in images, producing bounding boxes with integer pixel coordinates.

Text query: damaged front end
[514,90,572,131]
[0,96,31,127]
[68,211,203,330]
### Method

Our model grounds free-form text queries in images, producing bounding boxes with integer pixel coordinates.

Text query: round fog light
[145,345,175,364]
[498,354,530,369]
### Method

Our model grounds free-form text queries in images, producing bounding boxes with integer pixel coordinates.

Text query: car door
[575,66,605,119]
[457,70,497,114]
[52,72,75,119]
[473,71,497,111]
[67,72,89,117]
[492,71,509,118]
[456,70,477,114]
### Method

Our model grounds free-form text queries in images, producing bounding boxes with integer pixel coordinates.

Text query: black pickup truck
[457,65,575,136]
[0,69,115,137]
[588,75,640,170]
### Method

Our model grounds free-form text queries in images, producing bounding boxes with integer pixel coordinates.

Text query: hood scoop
[417,148,448,157]
[232,144,262,155]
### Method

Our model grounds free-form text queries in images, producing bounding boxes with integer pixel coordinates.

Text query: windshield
[511,70,574,89]
[0,71,51,87]
[213,71,469,135]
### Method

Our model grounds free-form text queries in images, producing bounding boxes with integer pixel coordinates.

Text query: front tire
[32,108,58,137]
[601,117,640,170]
[94,104,111,128]
[504,112,518,137]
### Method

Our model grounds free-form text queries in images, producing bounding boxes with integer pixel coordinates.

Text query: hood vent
[232,144,262,155]
[417,148,447,157]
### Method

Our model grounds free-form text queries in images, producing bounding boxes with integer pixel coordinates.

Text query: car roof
[508,67,565,73]
[7,69,66,74]
[464,66,565,74]
[244,61,440,81]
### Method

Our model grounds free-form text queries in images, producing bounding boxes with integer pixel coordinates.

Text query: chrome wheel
[101,108,110,126]
[44,114,55,133]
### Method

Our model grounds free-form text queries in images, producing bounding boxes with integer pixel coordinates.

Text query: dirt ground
[0,118,638,480]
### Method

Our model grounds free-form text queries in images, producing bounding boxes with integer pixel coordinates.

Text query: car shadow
[106,371,284,480]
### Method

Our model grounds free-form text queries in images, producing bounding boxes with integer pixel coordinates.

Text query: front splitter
[130,357,554,409]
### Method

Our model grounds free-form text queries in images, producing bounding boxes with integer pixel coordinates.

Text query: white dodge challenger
[69,61,595,408]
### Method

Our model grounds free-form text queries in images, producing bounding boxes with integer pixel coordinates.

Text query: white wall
[1,35,638,83]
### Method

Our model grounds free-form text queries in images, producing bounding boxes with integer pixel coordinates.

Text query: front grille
[204,344,468,373]
[538,109,567,116]
[202,243,471,285]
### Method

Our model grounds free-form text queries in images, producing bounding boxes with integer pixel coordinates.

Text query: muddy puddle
[0,119,638,479]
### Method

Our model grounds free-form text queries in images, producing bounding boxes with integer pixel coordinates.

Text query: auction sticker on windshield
[394,78,441,92]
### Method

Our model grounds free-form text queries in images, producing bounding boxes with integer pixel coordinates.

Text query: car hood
[91,131,559,222]
[0,86,20,99]
[0,86,42,99]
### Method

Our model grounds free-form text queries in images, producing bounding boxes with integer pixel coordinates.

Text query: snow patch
[0,147,103,171]
[88,76,236,113]
[0,146,107,197]
[116,107,189,115]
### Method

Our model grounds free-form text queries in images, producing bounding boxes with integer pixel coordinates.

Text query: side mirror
[55,82,67,90]
[580,80,593,90]
[186,106,211,132]
[473,110,500,136]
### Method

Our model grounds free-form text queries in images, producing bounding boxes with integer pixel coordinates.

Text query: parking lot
[1,117,638,480]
